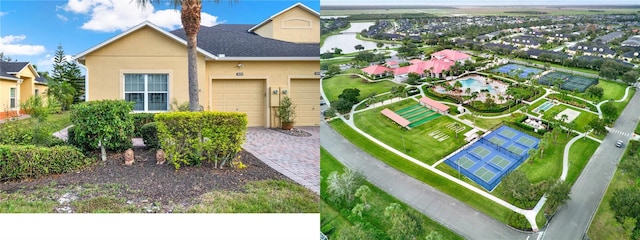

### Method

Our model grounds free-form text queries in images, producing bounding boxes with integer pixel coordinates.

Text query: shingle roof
[0,62,29,80]
[35,76,48,84]
[169,24,319,58]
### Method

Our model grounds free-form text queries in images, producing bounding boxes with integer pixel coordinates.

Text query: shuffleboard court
[489,155,511,170]
[489,136,506,147]
[471,146,491,158]
[499,128,517,138]
[517,136,536,147]
[474,167,497,182]
[507,144,525,155]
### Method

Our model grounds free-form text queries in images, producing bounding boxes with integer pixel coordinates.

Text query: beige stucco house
[74,3,320,127]
[0,62,48,120]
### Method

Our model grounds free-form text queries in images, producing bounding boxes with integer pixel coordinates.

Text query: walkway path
[543,89,640,239]
[242,127,320,194]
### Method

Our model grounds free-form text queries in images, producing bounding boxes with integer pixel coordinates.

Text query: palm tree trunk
[181,0,202,111]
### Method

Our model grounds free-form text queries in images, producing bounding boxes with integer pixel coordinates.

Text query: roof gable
[248,3,319,33]
[74,21,217,61]
[0,61,39,80]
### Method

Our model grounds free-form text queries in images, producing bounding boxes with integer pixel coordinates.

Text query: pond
[321,22,398,54]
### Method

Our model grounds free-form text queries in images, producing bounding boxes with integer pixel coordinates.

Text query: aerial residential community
[320,3,640,240]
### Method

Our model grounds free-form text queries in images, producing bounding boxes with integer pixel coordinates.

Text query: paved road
[543,89,640,239]
[321,121,538,240]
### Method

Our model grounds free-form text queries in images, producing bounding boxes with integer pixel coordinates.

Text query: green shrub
[21,95,50,121]
[140,122,160,149]
[131,113,156,137]
[70,100,134,152]
[0,121,61,146]
[0,145,92,181]
[155,111,247,170]
[507,211,531,230]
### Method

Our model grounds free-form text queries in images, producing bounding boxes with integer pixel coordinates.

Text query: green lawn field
[355,99,470,165]
[322,74,399,102]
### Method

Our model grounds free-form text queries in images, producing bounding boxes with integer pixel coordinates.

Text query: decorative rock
[156,149,166,165]
[124,148,135,165]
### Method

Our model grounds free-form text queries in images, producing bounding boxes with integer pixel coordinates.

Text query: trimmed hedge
[155,111,248,170]
[0,121,65,147]
[0,145,93,181]
[141,122,160,149]
[70,100,134,152]
[131,113,156,137]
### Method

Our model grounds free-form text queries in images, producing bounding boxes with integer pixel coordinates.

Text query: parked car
[616,140,623,148]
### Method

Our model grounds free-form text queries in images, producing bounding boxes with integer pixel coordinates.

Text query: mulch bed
[0,147,290,208]
[269,128,313,137]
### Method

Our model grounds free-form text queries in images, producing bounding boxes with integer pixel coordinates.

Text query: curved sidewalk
[321,121,537,239]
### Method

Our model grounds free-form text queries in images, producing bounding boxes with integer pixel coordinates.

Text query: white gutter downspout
[16,78,23,116]
[76,60,89,102]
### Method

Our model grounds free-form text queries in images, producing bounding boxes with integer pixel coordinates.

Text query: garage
[212,79,266,127]
[290,78,320,126]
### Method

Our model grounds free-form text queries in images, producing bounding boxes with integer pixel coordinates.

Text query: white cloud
[36,54,75,74]
[0,35,46,56]
[57,14,69,21]
[63,0,219,32]
[0,11,7,17]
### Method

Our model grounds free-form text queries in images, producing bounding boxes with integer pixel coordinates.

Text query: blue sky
[322,0,640,6]
[0,0,319,74]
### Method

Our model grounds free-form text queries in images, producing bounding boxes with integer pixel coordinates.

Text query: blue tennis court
[489,64,543,79]
[445,126,540,191]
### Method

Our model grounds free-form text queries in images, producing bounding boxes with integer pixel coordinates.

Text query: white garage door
[212,79,265,127]
[290,79,320,126]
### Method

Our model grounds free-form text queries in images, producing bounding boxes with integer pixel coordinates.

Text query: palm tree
[137,0,234,111]
[453,122,461,139]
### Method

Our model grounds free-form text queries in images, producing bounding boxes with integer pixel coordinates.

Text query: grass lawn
[329,119,513,225]
[459,112,523,130]
[565,137,599,185]
[322,74,399,102]
[355,99,469,165]
[513,132,571,184]
[320,148,462,240]
[591,80,627,102]
[587,143,639,240]
[0,180,317,213]
[611,88,636,119]
[542,104,599,134]
[9,111,71,132]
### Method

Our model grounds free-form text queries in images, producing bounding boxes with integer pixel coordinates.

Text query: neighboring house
[361,65,393,79]
[74,3,320,128]
[622,35,640,47]
[620,51,640,63]
[0,62,48,120]
[567,44,616,58]
[594,31,624,44]
[509,35,542,48]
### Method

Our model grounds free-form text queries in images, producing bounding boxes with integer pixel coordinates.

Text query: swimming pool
[458,78,496,94]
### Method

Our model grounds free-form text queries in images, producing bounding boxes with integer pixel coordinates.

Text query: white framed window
[124,74,168,111]
[9,88,16,109]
